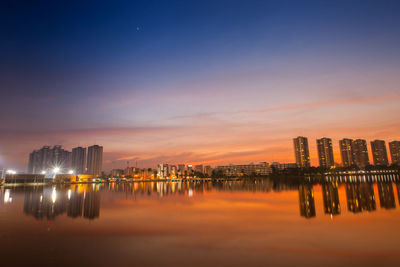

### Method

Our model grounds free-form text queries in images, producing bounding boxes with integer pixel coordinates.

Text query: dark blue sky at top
[1,0,400,98]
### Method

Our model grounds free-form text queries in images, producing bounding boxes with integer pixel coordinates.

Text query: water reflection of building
[396,182,400,205]
[22,186,100,221]
[67,190,84,218]
[24,187,67,220]
[377,182,396,209]
[83,191,100,219]
[322,182,340,215]
[298,184,316,218]
[345,183,376,213]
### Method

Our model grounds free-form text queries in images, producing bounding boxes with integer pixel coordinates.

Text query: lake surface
[1,179,400,266]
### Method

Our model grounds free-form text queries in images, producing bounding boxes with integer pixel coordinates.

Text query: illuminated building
[170,165,177,177]
[87,145,103,176]
[111,169,124,177]
[298,184,316,218]
[339,138,355,167]
[215,162,271,177]
[72,146,86,174]
[204,165,212,177]
[322,182,340,215]
[194,165,203,174]
[371,140,389,166]
[316,137,334,168]
[389,141,400,165]
[187,165,193,176]
[352,139,370,168]
[125,167,137,177]
[377,182,396,209]
[157,164,169,178]
[178,164,185,178]
[293,136,310,168]
[28,145,71,174]
[345,183,376,213]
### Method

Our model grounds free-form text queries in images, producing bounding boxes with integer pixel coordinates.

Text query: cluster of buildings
[111,164,213,179]
[28,145,103,176]
[293,136,400,169]
[19,136,398,182]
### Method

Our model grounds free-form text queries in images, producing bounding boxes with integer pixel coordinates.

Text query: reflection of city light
[4,189,12,203]
[6,170,16,174]
[52,188,57,203]
[40,195,43,202]
[188,188,193,197]
[67,189,71,200]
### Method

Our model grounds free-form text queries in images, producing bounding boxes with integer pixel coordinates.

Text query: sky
[1,0,400,171]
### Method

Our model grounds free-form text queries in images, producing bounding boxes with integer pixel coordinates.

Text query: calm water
[1,179,400,266]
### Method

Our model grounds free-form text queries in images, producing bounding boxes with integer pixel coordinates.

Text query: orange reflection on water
[1,180,400,266]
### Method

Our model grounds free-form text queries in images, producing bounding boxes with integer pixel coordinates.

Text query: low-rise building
[215,162,271,177]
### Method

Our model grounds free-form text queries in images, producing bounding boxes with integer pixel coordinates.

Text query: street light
[41,170,46,175]
[68,170,74,174]
[53,167,60,179]
[6,170,16,175]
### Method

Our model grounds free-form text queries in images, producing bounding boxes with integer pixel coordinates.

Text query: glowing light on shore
[52,188,57,203]
[4,189,11,203]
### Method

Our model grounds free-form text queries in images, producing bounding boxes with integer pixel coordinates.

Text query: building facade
[72,146,86,174]
[157,164,169,178]
[339,138,354,167]
[389,141,400,165]
[87,145,103,176]
[293,136,310,168]
[316,137,335,168]
[352,139,370,168]
[28,145,71,174]
[371,140,389,166]
[215,162,271,177]
[270,162,298,170]
[194,165,203,174]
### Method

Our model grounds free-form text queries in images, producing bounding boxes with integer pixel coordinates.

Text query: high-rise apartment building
[352,139,370,168]
[370,140,389,166]
[28,145,71,174]
[389,141,400,165]
[87,145,103,176]
[293,136,310,168]
[72,147,86,174]
[339,139,355,167]
[316,137,334,168]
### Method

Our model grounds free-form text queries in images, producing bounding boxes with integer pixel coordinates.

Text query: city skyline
[22,135,400,174]
[1,1,400,172]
